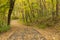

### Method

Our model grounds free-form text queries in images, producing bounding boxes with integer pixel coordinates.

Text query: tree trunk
[7,0,15,25]
[51,0,55,21]
[56,0,59,17]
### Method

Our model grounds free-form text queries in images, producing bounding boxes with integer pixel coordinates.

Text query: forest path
[0,20,60,40]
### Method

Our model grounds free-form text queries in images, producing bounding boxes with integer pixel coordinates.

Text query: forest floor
[0,20,60,40]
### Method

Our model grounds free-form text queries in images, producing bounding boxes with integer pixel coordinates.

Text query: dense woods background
[0,0,60,32]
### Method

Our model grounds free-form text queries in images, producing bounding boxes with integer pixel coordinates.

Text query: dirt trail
[0,20,60,40]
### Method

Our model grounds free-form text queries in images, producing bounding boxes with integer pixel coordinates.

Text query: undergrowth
[0,24,10,33]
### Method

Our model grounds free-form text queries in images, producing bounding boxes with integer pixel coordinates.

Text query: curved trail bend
[0,20,60,40]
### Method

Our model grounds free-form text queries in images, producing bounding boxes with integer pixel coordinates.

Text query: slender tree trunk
[56,0,59,17]
[27,0,33,22]
[40,0,44,16]
[51,0,55,20]
[8,0,15,25]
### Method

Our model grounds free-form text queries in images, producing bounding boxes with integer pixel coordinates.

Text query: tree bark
[56,0,59,17]
[7,0,15,25]
[51,0,55,20]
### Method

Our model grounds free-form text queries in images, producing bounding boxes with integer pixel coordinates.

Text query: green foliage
[11,16,19,20]
[0,25,10,33]
[13,0,59,28]
[0,0,59,30]
[0,0,10,32]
